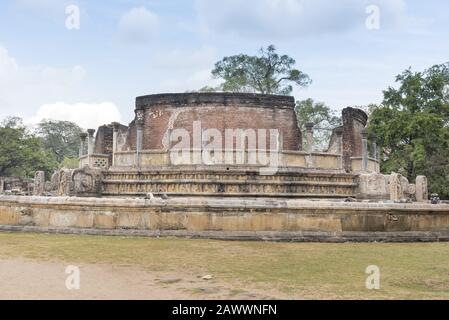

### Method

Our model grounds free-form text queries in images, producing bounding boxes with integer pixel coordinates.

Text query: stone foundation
[1,196,448,242]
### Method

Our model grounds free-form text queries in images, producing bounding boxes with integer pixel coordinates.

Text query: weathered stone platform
[102,167,358,198]
[1,195,448,242]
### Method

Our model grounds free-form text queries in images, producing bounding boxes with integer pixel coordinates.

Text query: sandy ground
[0,258,280,300]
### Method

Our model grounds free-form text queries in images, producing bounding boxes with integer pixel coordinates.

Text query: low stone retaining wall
[1,196,449,242]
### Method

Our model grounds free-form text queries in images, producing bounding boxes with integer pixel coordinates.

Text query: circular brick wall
[125,92,302,151]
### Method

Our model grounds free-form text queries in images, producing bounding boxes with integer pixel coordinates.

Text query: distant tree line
[0,118,82,179]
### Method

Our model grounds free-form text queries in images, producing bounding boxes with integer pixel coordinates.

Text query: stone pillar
[305,123,314,153]
[305,123,314,168]
[389,172,401,201]
[112,122,121,153]
[342,107,369,173]
[135,107,144,168]
[87,129,96,156]
[335,127,343,169]
[111,122,120,167]
[415,176,428,203]
[0,178,4,194]
[370,133,378,160]
[58,169,74,197]
[33,171,45,196]
[79,132,88,157]
[361,128,368,172]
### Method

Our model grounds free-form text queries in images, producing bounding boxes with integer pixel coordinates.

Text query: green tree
[368,63,449,199]
[295,99,341,151]
[0,117,58,178]
[210,45,311,95]
[36,119,83,163]
[60,156,79,169]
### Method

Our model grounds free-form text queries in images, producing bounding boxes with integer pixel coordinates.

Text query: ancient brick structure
[93,93,302,155]
[0,92,442,242]
[94,125,114,165]
[70,92,420,201]
[342,107,368,172]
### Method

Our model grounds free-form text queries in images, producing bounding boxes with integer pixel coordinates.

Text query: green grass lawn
[0,232,448,299]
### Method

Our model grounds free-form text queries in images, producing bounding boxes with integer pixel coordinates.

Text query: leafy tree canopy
[0,117,58,178]
[208,45,311,95]
[36,119,83,163]
[295,98,341,151]
[368,63,449,199]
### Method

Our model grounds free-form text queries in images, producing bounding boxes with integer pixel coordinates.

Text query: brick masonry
[123,93,302,152]
[342,107,368,172]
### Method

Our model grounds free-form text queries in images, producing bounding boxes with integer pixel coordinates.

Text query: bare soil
[0,258,282,300]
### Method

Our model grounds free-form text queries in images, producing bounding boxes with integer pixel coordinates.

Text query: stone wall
[1,196,448,242]
[121,93,302,152]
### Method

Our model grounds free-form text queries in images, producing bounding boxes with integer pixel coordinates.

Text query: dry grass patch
[0,232,448,299]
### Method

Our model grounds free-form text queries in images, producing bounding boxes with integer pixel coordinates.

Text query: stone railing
[79,154,110,169]
[350,157,380,173]
[112,149,345,170]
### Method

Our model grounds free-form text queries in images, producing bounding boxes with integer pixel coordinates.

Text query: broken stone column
[389,172,402,201]
[370,133,378,160]
[361,129,368,172]
[112,122,121,153]
[335,127,343,169]
[87,129,96,156]
[58,169,74,197]
[135,107,144,168]
[50,171,60,193]
[33,171,45,196]
[305,123,314,153]
[79,132,88,157]
[112,122,121,167]
[416,176,429,203]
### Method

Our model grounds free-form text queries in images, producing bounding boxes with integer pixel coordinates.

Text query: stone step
[103,179,357,187]
[101,192,356,198]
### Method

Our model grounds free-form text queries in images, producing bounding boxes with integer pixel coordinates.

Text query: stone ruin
[17,92,427,203]
[0,177,33,196]
[1,93,445,243]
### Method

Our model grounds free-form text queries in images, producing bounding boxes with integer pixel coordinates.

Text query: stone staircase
[101,166,358,198]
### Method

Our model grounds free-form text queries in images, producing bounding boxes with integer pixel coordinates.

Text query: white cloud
[27,102,122,129]
[0,45,87,120]
[0,45,121,129]
[195,0,406,37]
[119,7,159,44]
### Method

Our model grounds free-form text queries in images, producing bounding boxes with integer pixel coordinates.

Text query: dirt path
[0,258,281,300]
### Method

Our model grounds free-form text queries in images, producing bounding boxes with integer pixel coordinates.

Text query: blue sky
[0,0,448,128]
